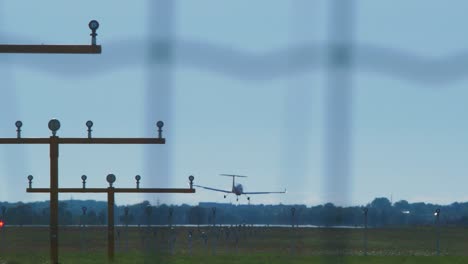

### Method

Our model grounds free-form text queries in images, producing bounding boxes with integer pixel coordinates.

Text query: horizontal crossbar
[0,138,165,144]
[59,138,165,144]
[0,138,50,144]
[0,44,101,54]
[27,188,195,193]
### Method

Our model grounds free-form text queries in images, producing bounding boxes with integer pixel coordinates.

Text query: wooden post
[49,136,59,264]
[108,188,115,262]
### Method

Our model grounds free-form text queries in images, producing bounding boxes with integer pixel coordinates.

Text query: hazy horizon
[1,1,468,207]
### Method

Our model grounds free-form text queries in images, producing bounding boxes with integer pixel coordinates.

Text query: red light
[0,221,4,228]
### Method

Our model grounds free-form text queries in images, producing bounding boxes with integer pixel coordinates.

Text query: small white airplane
[194,174,286,202]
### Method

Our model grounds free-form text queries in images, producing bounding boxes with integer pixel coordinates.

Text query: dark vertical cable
[146,0,175,194]
[0,4,26,204]
[145,0,175,258]
[323,0,355,258]
[281,0,316,205]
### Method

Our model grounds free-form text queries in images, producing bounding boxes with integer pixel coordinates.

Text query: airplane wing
[243,189,287,195]
[193,184,232,194]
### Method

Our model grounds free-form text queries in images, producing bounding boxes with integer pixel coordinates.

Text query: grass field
[0,225,467,263]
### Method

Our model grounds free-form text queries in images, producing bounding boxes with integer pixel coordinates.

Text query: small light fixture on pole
[135,175,141,189]
[15,121,22,139]
[86,121,93,139]
[81,175,87,189]
[27,175,34,189]
[189,175,195,189]
[88,20,99,46]
[107,174,116,188]
[156,121,164,139]
[48,119,61,137]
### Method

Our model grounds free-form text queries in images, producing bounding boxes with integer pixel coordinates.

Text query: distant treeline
[0,197,467,227]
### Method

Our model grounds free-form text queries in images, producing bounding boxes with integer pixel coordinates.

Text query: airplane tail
[220,174,247,192]
[219,174,247,178]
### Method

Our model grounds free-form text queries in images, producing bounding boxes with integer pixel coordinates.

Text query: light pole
[0,206,5,255]
[168,207,173,229]
[143,205,153,252]
[363,207,368,256]
[124,206,130,251]
[80,206,87,252]
[212,207,217,227]
[211,207,217,255]
[0,206,5,221]
[27,172,195,261]
[291,207,296,228]
[290,207,296,255]
[0,20,101,264]
[145,206,152,227]
[0,206,5,231]
[0,119,195,263]
[434,208,440,256]
[188,229,193,256]
[81,206,87,227]
[168,208,175,254]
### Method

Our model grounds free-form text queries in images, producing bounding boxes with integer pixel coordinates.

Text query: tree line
[1,197,468,227]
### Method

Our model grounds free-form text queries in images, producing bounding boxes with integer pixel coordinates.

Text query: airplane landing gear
[236,197,239,202]
[224,195,227,198]
[247,197,251,205]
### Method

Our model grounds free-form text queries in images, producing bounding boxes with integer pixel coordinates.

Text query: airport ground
[0,226,468,263]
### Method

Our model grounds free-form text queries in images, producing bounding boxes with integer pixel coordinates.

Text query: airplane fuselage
[232,184,243,196]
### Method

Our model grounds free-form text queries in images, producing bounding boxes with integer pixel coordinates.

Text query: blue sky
[1,1,468,207]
